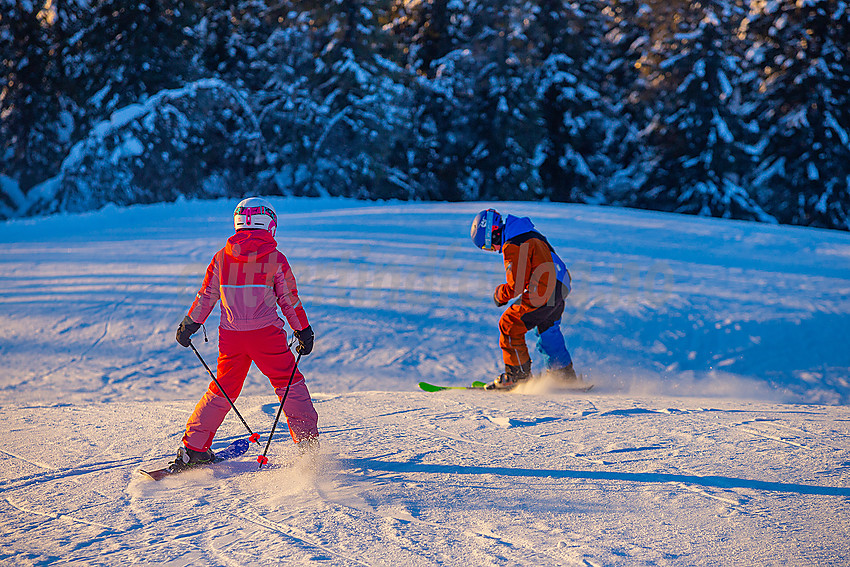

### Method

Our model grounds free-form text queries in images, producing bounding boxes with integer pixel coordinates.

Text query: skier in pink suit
[173,197,318,469]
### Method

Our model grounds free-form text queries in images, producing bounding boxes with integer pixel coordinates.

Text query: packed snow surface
[1,198,848,566]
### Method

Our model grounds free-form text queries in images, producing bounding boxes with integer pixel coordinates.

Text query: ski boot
[168,445,216,473]
[551,363,578,383]
[296,436,321,470]
[297,436,320,455]
[485,361,532,390]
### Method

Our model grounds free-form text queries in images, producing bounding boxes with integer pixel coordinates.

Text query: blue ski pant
[498,283,573,370]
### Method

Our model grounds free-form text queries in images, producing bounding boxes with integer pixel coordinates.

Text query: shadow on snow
[340,457,850,497]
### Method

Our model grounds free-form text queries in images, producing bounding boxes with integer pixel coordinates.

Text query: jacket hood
[502,215,570,286]
[225,230,277,261]
[502,215,537,243]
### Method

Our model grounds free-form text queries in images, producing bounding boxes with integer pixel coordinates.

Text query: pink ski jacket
[187,230,309,332]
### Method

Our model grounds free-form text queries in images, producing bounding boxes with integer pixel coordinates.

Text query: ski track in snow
[1,198,849,565]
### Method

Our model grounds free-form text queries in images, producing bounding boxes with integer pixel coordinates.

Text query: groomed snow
[1,198,848,565]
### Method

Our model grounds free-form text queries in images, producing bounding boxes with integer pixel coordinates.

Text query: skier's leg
[521,283,573,374]
[249,325,318,443]
[182,390,232,452]
[182,330,251,452]
[499,305,531,369]
[536,322,573,371]
[485,307,533,389]
[277,380,319,443]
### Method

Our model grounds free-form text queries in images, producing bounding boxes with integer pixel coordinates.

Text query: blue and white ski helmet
[470,209,503,250]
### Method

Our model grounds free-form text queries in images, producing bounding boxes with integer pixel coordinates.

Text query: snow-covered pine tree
[28,78,265,216]
[387,0,459,78]
[601,0,658,205]
[439,0,541,201]
[193,0,272,89]
[244,2,321,196]
[272,0,417,200]
[67,0,198,129]
[744,0,850,231]
[630,0,773,221]
[0,0,79,193]
[405,81,465,201]
[32,1,272,210]
[603,0,649,105]
[526,0,612,203]
[390,0,476,200]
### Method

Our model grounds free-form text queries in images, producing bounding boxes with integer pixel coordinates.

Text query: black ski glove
[294,325,314,356]
[493,292,507,307]
[176,315,202,348]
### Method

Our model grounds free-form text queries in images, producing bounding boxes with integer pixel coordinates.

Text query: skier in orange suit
[470,209,577,390]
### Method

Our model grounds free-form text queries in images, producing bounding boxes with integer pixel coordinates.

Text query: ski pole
[188,340,261,445]
[257,351,302,469]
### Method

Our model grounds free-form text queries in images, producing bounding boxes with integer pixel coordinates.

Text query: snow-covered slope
[1,198,848,565]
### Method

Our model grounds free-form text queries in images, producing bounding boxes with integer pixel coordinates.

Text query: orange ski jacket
[494,216,570,309]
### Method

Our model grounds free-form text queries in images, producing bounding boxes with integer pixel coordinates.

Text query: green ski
[418,380,593,393]
[418,381,487,392]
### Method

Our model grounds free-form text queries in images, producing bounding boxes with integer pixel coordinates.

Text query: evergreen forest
[2,0,849,230]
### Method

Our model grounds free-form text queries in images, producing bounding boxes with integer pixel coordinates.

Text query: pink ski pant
[183,325,319,452]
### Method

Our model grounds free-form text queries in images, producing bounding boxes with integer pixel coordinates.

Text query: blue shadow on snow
[340,457,850,497]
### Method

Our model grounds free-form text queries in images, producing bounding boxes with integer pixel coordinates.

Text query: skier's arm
[274,254,310,331]
[494,242,525,305]
[187,253,221,324]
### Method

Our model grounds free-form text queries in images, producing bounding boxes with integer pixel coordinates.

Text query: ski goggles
[235,205,277,226]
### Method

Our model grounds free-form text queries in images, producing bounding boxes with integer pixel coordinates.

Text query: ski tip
[560,382,594,392]
[233,438,250,451]
[138,468,170,481]
[418,382,445,392]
